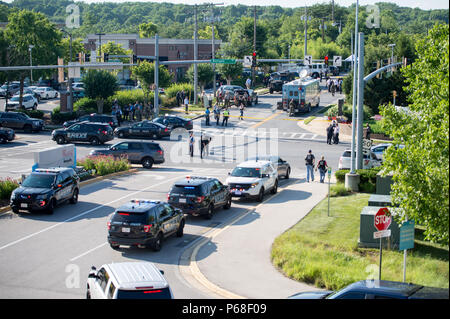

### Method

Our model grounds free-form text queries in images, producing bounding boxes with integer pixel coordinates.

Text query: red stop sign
[374,207,391,231]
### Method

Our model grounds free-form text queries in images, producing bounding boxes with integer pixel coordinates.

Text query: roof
[284,77,318,86]
[236,160,272,168]
[106,262,168,290]
[116,199,161,213]
[175,176,214,186]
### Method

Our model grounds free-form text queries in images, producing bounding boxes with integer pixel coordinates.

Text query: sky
[3,0,450,10]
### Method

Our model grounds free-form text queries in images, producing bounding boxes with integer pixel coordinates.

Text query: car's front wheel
[142,157,154,169]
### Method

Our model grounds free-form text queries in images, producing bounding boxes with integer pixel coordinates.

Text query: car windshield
[231,167,261,178]
[21,174,56,188]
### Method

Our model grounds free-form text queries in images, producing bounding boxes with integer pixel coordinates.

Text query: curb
[0,168,138,215]
[179,178,298,299]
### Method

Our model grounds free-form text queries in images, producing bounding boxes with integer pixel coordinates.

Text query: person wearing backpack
[316,155,328,183]
[305,150,315,183]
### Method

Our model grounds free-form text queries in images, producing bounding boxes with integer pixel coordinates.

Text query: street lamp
[28,45,34,83]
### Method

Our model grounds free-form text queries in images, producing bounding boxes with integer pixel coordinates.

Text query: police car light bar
[130,199,160,205]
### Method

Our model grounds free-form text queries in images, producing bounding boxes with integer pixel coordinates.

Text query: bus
[277,77,320,115]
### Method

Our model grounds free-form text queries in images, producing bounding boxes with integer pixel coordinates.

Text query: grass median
[271,193,449,291]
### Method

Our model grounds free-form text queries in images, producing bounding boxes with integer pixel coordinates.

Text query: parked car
[37,79,60,90]
[107,199,185,251]
[87,262,173,299]
[114,120,170,139]
[338,149,381,170]
[246,155,291,179]
[63,113,119,129]
[52,122,114,145]
[225,160,278,202]
[152,115,193,131]
[10,167,80,214]
[216,85,258,106]
[0,111,44,132]
[5,94,38,111]
[89,141,164,169]
[168,176,232,219]
[0,83,21,98]
[0,127,15,143]
[20,87,41,102]
[288,280,449,299]
[371,143,405,161]
[33,87,59,99]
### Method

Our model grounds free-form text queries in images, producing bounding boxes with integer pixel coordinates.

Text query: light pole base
[345,173,360,192]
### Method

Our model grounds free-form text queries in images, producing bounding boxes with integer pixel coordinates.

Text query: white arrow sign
[243,55,252,68]
[333,55,342,67]
[304,55,312,66]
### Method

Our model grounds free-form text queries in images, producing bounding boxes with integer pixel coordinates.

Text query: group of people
[204,103,231,127]
[326,120,340,145]
[326,78,343,96]
[176,90,190,113]
[305,149,329,184]
[188,131,212,159]
[111,99,153,126]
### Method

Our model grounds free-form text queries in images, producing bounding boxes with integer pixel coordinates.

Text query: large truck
[277,77,321,115]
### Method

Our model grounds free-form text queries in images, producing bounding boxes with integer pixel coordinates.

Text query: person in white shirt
[333,123,340,144]
[245,78,251,89]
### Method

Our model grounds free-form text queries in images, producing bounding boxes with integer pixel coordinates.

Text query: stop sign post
[374,207,392,280]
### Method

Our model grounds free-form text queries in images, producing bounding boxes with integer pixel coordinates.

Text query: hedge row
[334,166,382,193]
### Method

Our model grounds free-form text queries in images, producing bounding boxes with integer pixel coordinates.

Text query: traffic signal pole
[252,5,256,89]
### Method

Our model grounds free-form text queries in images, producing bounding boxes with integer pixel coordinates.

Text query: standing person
[123,104,130,122]
[224,92,230,109]
[213,103,220,125]
[116,105,122,127]
[239,103,244,120]
[180,90,185,107]
[189,131,194,157]
[129,103,135,121]
[338,78,343,94]
[316,155,328,183]
[176,90,182,107]
[305,150,315,183]
[205,107,211,126]
[222,107,229,126]
[333,123,340,144]
[184,96,189,114]
[202,91,209,109]
[326,123,334,145]
[365,123,372,140]
[331,80,336,97]
[327,78,331,92]
[245,77,251,90]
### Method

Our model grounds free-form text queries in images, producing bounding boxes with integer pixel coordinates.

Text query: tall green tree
[139,22,158,38]
[131,61,173,105]
[186,63,214,92]
[380,24,449,245]
[83,69,118,114]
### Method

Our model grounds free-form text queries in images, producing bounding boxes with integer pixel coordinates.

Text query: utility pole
[304,5,308,58]
[95,33,105,62]
[331,0,335,24]
[194,4,198,105]
[356,32,365,170]
[154,34,159,117]
[252,5,256,89]
[350,0,359,174]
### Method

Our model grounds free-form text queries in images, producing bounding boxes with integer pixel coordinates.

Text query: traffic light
[103,53,109,62]
[324,55,329,66]
[252,51,257,67]
[132,54,137,64]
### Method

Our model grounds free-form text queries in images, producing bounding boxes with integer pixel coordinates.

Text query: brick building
[83,34,222,82]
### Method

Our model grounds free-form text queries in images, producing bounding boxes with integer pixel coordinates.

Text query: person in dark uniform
[189,132,194,157]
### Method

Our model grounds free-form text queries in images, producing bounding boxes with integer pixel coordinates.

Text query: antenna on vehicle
[299,69,308,79]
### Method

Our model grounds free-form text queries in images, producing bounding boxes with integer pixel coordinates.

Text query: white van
[309,63,328,78]
[86,262,173,299]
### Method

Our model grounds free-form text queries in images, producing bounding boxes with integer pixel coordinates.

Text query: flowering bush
[0,177,20,200]
[77,155,130,176]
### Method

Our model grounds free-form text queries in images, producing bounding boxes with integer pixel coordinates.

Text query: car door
[143,122,159,138]
[130,122,144,137]
[0,113,18,129]
[67,124,85,142]
[113,142,130,159]
[127,142,144,163]
[157,205,171,235]
[164,204,178,233]
[213,179,227,206]
[277,157,288,176]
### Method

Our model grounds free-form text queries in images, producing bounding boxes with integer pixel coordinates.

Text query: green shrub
[73,97,98,114]
[0,177,20,200]
[77,155,130,176]
[164,83,194,102]
[17,109,45,119]
[335,169,349,183]
[330,183,352,197]
[51,109,78,124]
[326,103,373,121]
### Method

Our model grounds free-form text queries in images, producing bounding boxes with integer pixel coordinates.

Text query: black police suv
[0,127,15,143]
[152,116,193,131]
[114,120,171,139]
[168,176,232,219]
[107,199,185,251]
[0,111,44,133]
[63,113,119,129]
[10,167,80,214]
[89,141,164,169]
[52,122,114,145]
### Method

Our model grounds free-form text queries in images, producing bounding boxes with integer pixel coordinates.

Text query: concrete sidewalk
[191,176,333,299]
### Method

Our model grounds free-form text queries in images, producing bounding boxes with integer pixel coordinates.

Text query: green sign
[211,59,236,64]
[327,167,332,179]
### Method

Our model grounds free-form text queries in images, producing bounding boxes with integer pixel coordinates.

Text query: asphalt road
[0,85,348,299]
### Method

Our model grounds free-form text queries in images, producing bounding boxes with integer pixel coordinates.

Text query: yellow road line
[250,111,282,129]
